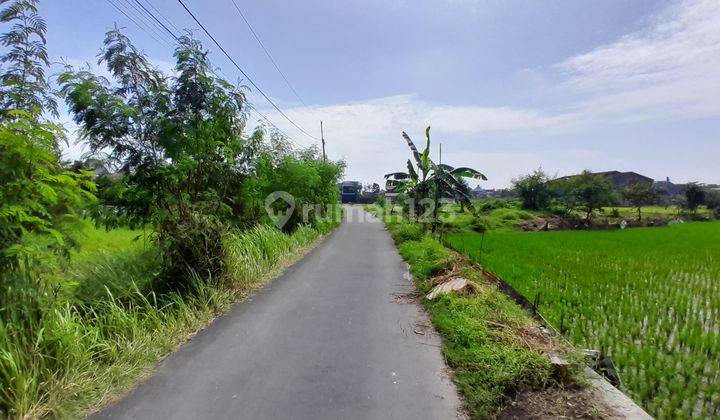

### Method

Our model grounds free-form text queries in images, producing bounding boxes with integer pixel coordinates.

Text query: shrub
[390,222,424,244]
[398,236,456,283]
[375,194,388,209]
[470,217,494,233]
[621,182,657,221]
[243,148,344,232]
[551,171,617,222]
[684,183,706,212]
[512,169,552,210]
[706,190,720,212]
[153,212,228,291]
[0,113,96,273]
[476,198,519,213]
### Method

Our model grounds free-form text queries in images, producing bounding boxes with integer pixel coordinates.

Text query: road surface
[95,206,461,420]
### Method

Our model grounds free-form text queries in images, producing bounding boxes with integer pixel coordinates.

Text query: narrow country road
[95,206,461,420]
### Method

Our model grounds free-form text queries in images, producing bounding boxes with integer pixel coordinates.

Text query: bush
[154,212,228,291]
[389,222,424,244]
[397,236,456,283]
[706,191,720,219]
[490,208,533,221]
[476,198,519,213]
[244,150,344,232]
[684,183,706,212]
[550,171,617,222]
[375,194,388,209]
[470,217,494,233]
[0,113,96,273]
[512,169,551,210]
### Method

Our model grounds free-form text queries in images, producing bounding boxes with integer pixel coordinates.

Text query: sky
[38,0,720,188]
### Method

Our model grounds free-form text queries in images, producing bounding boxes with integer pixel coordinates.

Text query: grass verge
[368,207,580,418]
[446,222,720,418]
[0,221,337,418]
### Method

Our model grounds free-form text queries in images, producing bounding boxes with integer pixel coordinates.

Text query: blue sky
[41,0,720,188]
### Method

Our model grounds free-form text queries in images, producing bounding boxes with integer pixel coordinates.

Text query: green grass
[446,222,720,418]
[0,221,335,418]
[601,205,712,219]
[382,224,560,418]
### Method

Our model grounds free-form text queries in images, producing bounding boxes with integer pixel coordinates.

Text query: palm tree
[384,127,486,230]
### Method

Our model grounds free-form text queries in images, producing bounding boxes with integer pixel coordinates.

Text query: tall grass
[394,235,555,418]
[447,222,720,418]
[0,221,335,418]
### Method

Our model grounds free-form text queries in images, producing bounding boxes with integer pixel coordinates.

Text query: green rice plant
[447,222,720,418]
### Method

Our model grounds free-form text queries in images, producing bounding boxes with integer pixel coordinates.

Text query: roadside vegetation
[368,209,584,418]
[378,129,719,417]
[414,170,719,417]
[372,130,603,418]
[446,223,720,418]
[0,1,342,417]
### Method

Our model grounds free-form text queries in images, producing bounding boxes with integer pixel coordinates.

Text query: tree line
[513,169,719,222]
[0,0,343,291]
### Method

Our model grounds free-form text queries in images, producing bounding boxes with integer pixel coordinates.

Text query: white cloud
[254,0,720,187]
[557,0,720,121]
[256,95,569,187]
[60,0,720,187]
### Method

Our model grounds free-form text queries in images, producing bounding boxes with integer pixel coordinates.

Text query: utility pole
[320,121,326,162]
[433,142,442,233]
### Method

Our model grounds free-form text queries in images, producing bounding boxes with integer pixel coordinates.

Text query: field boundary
[443,238,655,418]
[476,262,654,418]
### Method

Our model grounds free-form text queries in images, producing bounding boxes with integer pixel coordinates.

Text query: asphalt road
[94,206,461,420]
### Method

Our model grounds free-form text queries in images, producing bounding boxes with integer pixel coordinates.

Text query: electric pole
[320,121,326,161]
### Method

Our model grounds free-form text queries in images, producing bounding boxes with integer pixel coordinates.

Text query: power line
[106,0,312,149]
[229,0,307,108]
[105,0,172,48]
[175,0,320,142]
[116,0,175,46]
[132,0,179,40]
[142,0,182,34]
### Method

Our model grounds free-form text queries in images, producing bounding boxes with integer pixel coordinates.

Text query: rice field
[446,222,720,418]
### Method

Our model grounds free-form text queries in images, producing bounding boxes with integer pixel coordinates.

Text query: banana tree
[384,127,486,229]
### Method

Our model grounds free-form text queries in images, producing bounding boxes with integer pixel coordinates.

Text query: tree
[0,0,58,119]
[705,190,720,211]
[60,29,253,286]
[0,1,95,273]
[363,183,380,194]
[552,171,616,223]
[0,112,96,272]
[384,127,486,231]
[621,182,657,221]
[513,169,551,210]
[685,183,706,212]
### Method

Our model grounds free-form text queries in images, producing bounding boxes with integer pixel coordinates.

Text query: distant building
[654,177,687,196]
[469,185,484,199]
[558,171,654,189]
[338,181,362,203]
[470,186,514,199]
